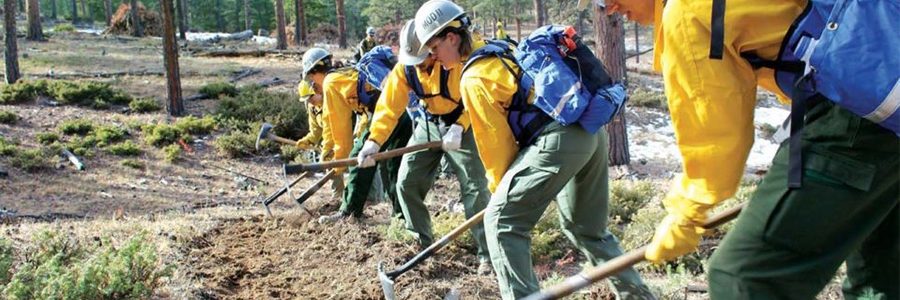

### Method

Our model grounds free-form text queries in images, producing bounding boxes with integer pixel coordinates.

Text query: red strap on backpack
[557,26,578,56]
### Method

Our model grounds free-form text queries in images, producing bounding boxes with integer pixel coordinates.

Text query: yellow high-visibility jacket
[322,68,378,166]
[457,39,526,192]
[649,0,804,220]
[368,62,471,145]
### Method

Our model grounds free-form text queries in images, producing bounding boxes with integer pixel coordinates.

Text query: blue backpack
[463,25,627,146]
[736,0,899,187]
[403,66,464,125]
[355,45,397,109]
[743,0,899,134]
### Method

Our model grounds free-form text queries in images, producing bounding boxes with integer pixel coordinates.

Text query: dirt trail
[186,203,500,299]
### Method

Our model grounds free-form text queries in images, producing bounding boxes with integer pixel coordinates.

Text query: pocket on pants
[762,149,877,254]
[496,162,558,210]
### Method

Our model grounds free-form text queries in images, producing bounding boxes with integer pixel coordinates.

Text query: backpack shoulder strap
[405,65,427,98]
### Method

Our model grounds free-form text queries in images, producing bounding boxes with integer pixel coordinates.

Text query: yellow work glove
[645,196,709,263]
[295,139,314,150]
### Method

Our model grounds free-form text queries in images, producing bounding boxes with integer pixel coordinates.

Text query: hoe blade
[377,261,396,300]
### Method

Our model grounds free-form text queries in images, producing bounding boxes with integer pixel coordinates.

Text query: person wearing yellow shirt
[595,0,899,298]
[414,1,653,299]
[295,80,343,201]
[301,47,414,223]
[494,21,507,40]
[357,19,492,275]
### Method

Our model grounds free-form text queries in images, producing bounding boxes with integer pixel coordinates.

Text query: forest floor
[0,29,846,299]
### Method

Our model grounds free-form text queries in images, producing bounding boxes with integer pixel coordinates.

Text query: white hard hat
[414,0,467,52]
[367,27,376,36]
[301,47,331,78]
[398,19,429,66]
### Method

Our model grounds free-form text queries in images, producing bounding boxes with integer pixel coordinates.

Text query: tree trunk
[532,0,543,27]
[16,0,22,13]
[593,6,630,166]
[160,0,183,116]
[130,0,143,37]
[4,0,20,83]
[104,0,112,26]
[25,0,42,40]
[79,0,86,22]
[294,0,302,46]
[335,0,346,48]
[176,0,186,39]
[274,0,286,49]
[51,0,57,20]
[243,0,250,30]
[232,0,240,31]
[183,0,191,28]
[214,0,224,32]
[70,0,77,24]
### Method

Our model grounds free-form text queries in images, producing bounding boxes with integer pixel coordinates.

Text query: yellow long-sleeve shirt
[368,61,471,145]
[649,0,803,219]
[458,40,522,192]
[322,68,377,163]
[296,104,326,148]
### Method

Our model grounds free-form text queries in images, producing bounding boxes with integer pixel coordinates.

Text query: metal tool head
[377,261,397,300]
[255,122,274,151]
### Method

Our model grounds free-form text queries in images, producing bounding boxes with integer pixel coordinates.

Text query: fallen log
[192,48,304,58]
[229,68,261,82]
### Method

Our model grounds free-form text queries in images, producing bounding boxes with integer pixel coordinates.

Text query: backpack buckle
[557,26,578,56]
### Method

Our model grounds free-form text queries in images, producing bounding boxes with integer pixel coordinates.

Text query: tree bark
[104,0,112,26]
[25,0,42,41]
[160,0,183,116]
[176,0,186,39]
[4,0,20,84]
[130,0,143,37]
[79,0,86,22]
[593,6,630,166]
[274,0,286,49]
[70,0,78,24]
[532,0,543,27]
[294,0,306,47]
[214,0,224,32]
[16,0,22,13]
[51,0,57,20]
[335,0,346,48]
[243,0,250,30]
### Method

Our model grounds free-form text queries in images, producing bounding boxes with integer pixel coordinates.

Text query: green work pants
[397,120,491,260]
[340,113,413,218]
[708,100,899,299]
[484,122,653,300]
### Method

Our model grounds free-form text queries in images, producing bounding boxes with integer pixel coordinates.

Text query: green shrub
[59,119,94,136]
[0,110,17,124]
[199,82,238,99]
[129,98,162,113]
[93,126,127,146]
[0,238,13,286]
[0,80,49,104]
[120,159,145,169]
[65,135,99,157]
[162,144,181,162]
[0,80,131,108]
[49,81,132,107]
[0,137,18,156]
[531,203,569,263]
[630,88,668,109]
[174,116,216,135]
[213,130,257,158]
[280,144,302,163]
[215,86,307,139]
[432,212,473,250]
[107,140,142,156]
[142,124,183,147]
[610,180,658,223]
[379,218,416,244]
[2,231,171,299]
[53,23,76,32]
[36,132,59,145]
[9,149,51,172]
